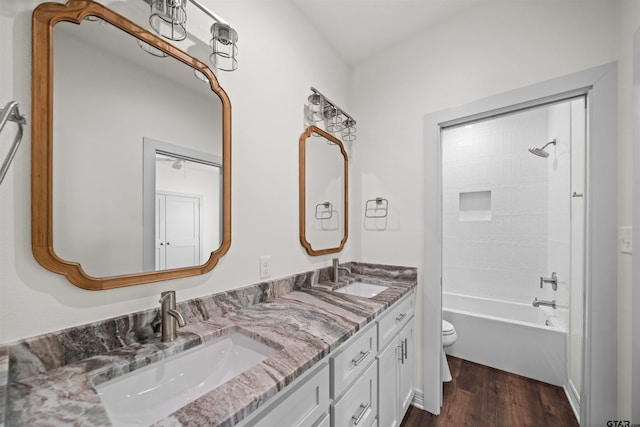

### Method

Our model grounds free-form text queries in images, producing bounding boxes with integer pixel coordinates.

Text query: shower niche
[458,190,492,221]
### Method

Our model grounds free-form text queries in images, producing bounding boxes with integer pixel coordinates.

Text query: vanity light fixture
[145,0,238,71]
[306,87,357,142]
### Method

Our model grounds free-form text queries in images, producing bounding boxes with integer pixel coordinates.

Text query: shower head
[528,139,557,158]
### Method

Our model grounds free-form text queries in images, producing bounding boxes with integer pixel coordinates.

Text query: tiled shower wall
[442,104,571,305]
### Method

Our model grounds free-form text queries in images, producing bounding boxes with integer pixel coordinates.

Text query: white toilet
[442,320,457,382]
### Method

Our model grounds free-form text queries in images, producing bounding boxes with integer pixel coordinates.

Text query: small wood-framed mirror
[31,0,231,290]
[299,126,348,256]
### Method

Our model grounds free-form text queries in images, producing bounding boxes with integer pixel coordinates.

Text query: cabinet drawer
[377,291,415,351]
[331,360,378,427]
[330,322,377,399]
[246,362,330,427]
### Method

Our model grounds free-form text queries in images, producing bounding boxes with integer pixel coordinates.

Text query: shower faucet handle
[539,272,558,291]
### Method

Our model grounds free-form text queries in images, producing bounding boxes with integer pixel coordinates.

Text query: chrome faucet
[532,298,556,309]
[332,258,351,283]
[539,272,558,291]
[159,291,186,342]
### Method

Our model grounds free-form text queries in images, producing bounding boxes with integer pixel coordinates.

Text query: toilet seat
[442,320,455,335]
[442,320,457,348]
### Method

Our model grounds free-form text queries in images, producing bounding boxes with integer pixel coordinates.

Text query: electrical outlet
[619,226,632,254]
[260,256,271,279]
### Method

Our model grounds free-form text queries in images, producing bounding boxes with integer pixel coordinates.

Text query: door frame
[423,62,618,426]
[631,28,640,423]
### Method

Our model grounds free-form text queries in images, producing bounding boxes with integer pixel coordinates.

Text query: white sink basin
[95,332,277,426]
[334,282,388,298]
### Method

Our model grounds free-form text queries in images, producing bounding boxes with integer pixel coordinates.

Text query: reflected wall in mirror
[32,0,231,290]
[299,126,348,256]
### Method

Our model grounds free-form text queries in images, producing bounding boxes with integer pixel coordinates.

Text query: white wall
[350,0,617,399]
[616,1,640,420]
[0,0,351,343]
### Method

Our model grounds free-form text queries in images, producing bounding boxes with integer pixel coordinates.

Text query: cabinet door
[398,318,415,417]
[377,340,401,427]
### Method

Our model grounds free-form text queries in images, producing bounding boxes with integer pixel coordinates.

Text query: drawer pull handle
[352,349,371,366]
[352,402,371,425]
[403,337,408,360]
[396,313,407,322]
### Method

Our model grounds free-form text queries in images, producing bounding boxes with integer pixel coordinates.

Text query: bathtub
[443,292,566,386]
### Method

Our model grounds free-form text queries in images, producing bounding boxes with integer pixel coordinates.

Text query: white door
[156,193,201,270]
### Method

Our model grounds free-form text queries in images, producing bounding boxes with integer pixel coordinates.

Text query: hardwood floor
[400,356,578,427]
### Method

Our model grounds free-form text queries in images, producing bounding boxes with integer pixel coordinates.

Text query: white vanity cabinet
[241,290,415,427]
[376,291,416,427]
[241,361,330,427]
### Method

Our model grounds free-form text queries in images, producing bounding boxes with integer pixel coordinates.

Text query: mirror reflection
[52,17,223,278]
[143,138,222,272]
[299,126,348,256]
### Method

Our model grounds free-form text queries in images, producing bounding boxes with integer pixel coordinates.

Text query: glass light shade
[342,118,357,142]
[210,23,238,71]
[306,93,324,123]
[150,0,187,41]
[324,106,344,133]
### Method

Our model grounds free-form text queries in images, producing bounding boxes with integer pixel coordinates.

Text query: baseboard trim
[411,388,425,410]
[564,380,580,423]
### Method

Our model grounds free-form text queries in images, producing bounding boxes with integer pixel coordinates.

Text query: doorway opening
[440,96,585,417]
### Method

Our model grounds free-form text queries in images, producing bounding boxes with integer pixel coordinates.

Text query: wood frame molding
[299,126,348,256]
[31,0,232,290]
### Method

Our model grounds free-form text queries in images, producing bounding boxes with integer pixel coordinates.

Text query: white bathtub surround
[443,292,566,386]
[441,103,574,306]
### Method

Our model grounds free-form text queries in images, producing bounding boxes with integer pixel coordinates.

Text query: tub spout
[532,298,556,309]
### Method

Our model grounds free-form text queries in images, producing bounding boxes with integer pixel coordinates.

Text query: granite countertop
[0,346,7,427]
[4,265,416,427]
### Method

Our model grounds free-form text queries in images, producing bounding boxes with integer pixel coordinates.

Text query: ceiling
[291,0,480,65]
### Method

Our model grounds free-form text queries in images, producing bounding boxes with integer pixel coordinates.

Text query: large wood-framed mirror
[299,126,348,256]
[31,0,231,290]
